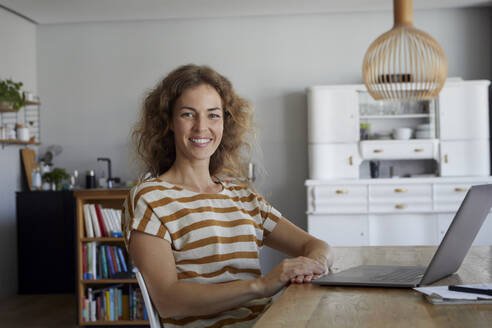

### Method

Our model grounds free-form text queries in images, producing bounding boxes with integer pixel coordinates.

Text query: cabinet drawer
[434,183,470,211]
[360,140,437,160]
[311,185,367,213]
[369,184,432,201]
[369,201,433,213]
[308,214,369,246]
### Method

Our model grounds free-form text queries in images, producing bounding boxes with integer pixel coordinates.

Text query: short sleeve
[256,194,282,237]
[123,186,172,248]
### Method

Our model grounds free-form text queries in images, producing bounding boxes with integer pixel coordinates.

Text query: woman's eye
[209,113,221,119]
[181,112,193,118]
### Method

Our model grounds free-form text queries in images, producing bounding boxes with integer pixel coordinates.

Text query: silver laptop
[313,184,492,288]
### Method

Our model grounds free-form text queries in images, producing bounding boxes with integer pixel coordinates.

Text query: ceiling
[1,0,491,24]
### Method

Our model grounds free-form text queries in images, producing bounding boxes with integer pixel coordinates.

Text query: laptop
[313,184,492,288]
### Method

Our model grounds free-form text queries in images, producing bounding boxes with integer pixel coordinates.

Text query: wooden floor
[0,294,76,327]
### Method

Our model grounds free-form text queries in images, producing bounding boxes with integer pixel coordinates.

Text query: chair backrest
[134,269,163,328]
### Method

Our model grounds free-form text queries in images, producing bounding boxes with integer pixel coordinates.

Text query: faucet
[97,157,113,189]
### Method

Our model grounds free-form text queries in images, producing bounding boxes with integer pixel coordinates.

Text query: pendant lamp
[362,0,447,100]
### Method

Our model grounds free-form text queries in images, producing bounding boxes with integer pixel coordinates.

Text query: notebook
[312,184,492,288]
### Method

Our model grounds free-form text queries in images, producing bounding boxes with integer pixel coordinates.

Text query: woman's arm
[129,230,324,318]
[263,217,334,283]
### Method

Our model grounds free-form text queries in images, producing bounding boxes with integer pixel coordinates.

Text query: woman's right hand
[255,256,326,298]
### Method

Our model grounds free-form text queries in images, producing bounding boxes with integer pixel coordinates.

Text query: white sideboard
[306,79,492,246]
[306,178,492,246]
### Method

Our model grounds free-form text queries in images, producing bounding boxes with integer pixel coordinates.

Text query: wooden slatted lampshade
[362,0,447,100]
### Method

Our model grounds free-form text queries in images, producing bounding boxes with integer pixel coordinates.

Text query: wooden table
[254,246,492,328]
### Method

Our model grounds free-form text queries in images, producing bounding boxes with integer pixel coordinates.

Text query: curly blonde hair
[132,64,255,181]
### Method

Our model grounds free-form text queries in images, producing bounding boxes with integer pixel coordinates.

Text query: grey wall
[37,8,492,274]
[0,8,37,299]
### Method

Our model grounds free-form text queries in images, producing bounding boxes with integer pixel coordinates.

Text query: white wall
[35,7,491,274]
[0,8,37,299]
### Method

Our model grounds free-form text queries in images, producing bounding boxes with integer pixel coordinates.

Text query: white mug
[17,127,30,141]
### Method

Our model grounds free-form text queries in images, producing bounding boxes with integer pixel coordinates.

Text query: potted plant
[42,168,70,191]
[0,79,26,110]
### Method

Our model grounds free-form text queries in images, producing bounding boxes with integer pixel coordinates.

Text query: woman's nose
[193,115,208,131]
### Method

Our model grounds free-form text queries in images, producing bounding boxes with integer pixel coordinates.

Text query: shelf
[360,114,431,119]
[81,279,137,284]
[82,237,125,242]
[80,320,149,326]
[0,139,40,145]
[0,106,17,112]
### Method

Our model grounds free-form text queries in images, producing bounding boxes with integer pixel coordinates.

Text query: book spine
[116,247,128,272]
[105,290,110,321]
[94,204,107,237]
[112,246,122,273]
[87,243,92,280]
[92,242,97,280]
[109,246,119,274]
[105,246,115,277]
[83,243,88,280]
[89,204,102,237]
[101,209,113,236]
[101,245,108,279]
[83,204,94,238]
[110,209,123,237]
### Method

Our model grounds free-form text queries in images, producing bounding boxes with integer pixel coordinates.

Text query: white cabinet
[307,87,359,143]
[440,140,490,176]
[306,178,492,246]
[360,139,438,160]
[438,81,490,140]
[308,214,368,246]
[308,143,360,179]
[437,213,492,246]
[369,214,438,246]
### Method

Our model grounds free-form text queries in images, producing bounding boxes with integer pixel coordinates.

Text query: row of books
[83,242,133,280]
[83,204,123,238]
[82,284,148,322]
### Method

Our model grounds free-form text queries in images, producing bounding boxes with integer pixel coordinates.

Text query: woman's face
[171,84,224,164]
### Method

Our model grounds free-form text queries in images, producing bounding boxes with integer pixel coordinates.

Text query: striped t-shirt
[123,178,281,328]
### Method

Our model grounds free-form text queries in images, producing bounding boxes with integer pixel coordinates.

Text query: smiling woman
[125,64,333,328]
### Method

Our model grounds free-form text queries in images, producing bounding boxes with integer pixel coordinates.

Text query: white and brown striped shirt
[123,178,281,328]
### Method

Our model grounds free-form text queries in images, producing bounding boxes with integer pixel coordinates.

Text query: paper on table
[414,284,492,300]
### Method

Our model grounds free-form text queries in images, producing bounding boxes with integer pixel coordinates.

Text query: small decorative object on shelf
[75,189,149,326]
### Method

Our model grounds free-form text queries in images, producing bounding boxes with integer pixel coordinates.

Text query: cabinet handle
[444,154,448,163]
[455,187,466,192]
[373,149,383,153]
[394,188,407,193]
[349,156,353,166]
[335,190,348,194]
[414,148,424,152]
[395,204,407,210]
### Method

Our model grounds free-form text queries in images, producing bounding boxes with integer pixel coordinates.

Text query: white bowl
[416,130,432,139]
[392,128,413,140]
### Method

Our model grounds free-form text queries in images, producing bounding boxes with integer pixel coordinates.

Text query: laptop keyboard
[370,268,425,283]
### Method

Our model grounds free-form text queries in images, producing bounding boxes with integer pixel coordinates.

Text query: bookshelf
[74,189,149,326]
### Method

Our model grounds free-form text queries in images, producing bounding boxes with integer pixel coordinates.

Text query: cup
[392,128,413,140]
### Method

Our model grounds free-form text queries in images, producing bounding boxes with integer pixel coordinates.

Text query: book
[94,204,108,237]
[109,209,123,237]
[101,209,114,236]
[116,247,128,272]
[89,204,102,237]
[87,243,93,280]
[101,245,109,279]
[83,243,88,280]
[83,204,94,238]
[112,246,122,273]
[105,246,116,277]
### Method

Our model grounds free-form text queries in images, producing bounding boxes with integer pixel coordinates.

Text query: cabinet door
[307,87,359,143]
[309,143,360,179]
[440,140,490,176]
[308,214,368,246]
[368,214,438,246]
[438,82,490,140]
[437,213,492,246]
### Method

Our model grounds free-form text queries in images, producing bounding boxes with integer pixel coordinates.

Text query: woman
[124,64,333,328]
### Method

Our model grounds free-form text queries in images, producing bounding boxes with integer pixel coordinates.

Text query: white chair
[134,268,163,328]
